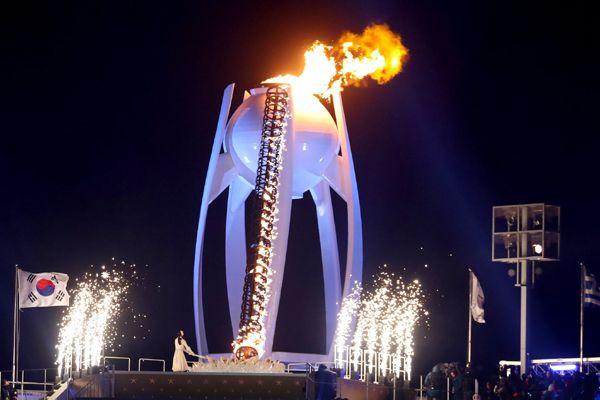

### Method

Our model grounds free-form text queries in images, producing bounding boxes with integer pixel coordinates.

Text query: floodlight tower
[492,203,560,373]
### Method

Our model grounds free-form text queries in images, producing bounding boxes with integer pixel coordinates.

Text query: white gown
[172,338,195,372]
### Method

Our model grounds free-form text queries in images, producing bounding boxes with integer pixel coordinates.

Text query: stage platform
[63,369,396,400]
[70,370,304,399]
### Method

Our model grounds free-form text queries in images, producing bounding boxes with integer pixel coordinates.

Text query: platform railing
[101,355,131,371]
[418,374,424,400]
[286,362,310,373]
[0,368,59,400]
[286,362,336,373]
[138,358,166,372]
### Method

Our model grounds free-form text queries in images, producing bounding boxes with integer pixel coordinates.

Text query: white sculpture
[193,84,363,363]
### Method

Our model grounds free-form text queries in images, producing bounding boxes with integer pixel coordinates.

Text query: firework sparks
[335,282,362,350]
[55,260,138,376]
[334,282,362,365]
[337,267,427,378]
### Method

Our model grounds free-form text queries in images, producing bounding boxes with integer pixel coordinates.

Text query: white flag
[18,269,70,308]
[470,271,485,323]
[584,270,600,308]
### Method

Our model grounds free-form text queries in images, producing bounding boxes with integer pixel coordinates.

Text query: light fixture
[506,215,517,231]
[549,364,577,372]
[533,244,543,255]
[533,214,543,228]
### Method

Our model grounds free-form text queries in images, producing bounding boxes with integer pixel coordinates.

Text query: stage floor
[69,369,394,400]
[75,370,306,400]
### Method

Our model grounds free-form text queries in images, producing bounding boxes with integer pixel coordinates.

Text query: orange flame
[263,23,408,98]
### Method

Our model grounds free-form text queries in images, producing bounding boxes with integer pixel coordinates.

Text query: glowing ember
[264,23,409,98]
[55,261,135,376]
[337,267,427,378]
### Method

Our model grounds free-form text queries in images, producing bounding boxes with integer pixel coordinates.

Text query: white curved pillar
[193,84,235,354]
[225,176,252,336]
[310,180,342,351]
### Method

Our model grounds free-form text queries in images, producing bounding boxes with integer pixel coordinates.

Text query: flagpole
[468,269,472,364]
[580,263,585,371]
[12,266,20,385]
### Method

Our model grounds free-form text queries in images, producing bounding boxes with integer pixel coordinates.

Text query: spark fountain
[55,261,137,377]
[334,268,427,381]
[194,23,409,363]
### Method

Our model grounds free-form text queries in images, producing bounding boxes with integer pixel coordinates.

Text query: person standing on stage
[172,330,198,372]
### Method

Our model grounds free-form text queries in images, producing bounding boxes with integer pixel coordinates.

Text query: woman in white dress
[172,330,197,372]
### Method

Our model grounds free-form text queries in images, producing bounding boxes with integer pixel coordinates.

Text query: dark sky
[1,0,599,378]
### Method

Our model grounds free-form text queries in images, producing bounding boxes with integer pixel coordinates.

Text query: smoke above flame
[263,23,409,98]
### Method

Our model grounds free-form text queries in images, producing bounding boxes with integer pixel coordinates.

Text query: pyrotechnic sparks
[337,267,427,378]
[335,282,362,351]
[334,282,362,368]
[264,23,409,98]
[55,260,141,376]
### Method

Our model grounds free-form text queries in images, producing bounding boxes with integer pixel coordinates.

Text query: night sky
[1,1,599,378]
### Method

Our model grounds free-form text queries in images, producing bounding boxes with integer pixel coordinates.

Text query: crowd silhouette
[425,363,599,400]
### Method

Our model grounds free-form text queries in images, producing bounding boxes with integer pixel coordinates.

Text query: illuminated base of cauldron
[190,356,285,373]
[235,345,259,360]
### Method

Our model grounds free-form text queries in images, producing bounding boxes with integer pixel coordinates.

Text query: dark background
[1,0,599,379]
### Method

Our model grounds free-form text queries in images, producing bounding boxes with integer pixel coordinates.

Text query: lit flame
[264,23,408,98]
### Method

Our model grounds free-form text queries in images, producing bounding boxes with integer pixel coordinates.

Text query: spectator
[483,381,496,400]
[464,368,477,400]
[495,378,508,400]
[1,379,16,400]
[451,370,464,400]
[543,372,555,393]
[426,365,446,400]
[507,373,524,400]
[315,364,336,400]
[527,374,543,400]
[582,373,598,400]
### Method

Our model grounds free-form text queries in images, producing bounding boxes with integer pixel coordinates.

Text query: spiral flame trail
[232,86,290,360]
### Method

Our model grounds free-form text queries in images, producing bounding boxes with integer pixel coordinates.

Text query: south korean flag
[18,269,70,308]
